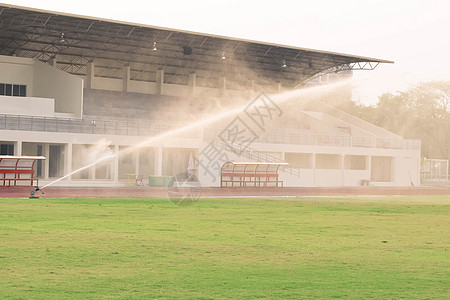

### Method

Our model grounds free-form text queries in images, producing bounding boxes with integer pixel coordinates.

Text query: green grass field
[1,196,449,299]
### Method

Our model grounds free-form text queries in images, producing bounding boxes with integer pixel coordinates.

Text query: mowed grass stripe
[0,196,449,299]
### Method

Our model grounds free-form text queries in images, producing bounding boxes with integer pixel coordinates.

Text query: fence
[204,128,421,151]
[421,159,449,186]
[0,114,199,138]
[0,114,421,150]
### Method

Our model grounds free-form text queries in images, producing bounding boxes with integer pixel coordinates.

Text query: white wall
[165,83,188,97]
[394,156,420,186]
[94,77,122,92]
[343,170,370,186]
[128,80,157,94]
[0,55,82,118]
[33,60,83,118]
[0,127,422,187]
[315,170,343,186]
[0,56,34,95]
[0,96,54,116]
[279,170,304,187]
[85,74,248,100]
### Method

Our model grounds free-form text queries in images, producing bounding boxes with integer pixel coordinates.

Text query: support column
[156,69,164,95]
[89,164,96,180]
[114,145,119,183]
[86,61,95,89]
[64,142,72,182]
[368,155,372,181]
[48,58,57,67]
[249,80,256,99]
[417,158,421,187]
[312,153,316,186]
[219,77,226,98]
[199,127,204,142]
[188,73,196,97]
[15,140,22,156]
[123,65,130,92]
[277,82,282,94]
[392,157,397,184]
[43,144,50,179]
[155,146,163,176]
[134,149,140,175]
[341,154,345,186]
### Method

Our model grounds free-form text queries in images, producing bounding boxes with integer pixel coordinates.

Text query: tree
[346,81,450,161]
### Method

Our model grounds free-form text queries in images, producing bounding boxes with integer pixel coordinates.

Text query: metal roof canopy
[0,4,393,89]
[222,161,289,173]
[228,162,289,166]
[0,155,45,187]
[0,155,46,168]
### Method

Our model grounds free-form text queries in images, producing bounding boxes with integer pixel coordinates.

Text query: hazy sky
[2,0,450,104]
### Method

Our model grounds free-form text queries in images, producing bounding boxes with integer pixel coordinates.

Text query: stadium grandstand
[0,4,421,188]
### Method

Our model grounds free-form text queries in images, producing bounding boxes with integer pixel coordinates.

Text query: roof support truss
[297,61,381,88]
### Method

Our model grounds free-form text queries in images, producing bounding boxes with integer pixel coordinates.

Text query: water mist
[40,77,356,190]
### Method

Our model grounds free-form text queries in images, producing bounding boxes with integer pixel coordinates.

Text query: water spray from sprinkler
[39,77,357,194]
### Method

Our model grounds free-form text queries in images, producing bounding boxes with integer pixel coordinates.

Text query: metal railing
[420,174,450,186]
[0,114,200,138]
[204,128,421,150]
[351,136,421,150]
[0,114,421,150]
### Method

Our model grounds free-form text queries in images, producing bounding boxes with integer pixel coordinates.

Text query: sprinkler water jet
[38,77,356,194]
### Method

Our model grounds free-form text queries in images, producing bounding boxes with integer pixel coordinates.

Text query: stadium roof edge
[0,3,394,64]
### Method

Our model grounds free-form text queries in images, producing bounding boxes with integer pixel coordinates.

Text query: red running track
[1,186,449,198]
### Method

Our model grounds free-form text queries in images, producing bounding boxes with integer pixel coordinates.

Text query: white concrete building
[0,5,421,188]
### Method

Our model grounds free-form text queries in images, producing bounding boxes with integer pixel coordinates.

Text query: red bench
[0,156,46,187]
[221,162,288,187]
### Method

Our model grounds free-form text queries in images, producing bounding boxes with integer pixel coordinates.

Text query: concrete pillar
[199,127,204,142]
[134,149,140,175]
[277,82,282,94]
[89,160,96,180]
[15,140,22,156]
[86,61,95,89]
[43,144,50,179]
[87,146,95,180]
[392,157,397,184]
[155,146,163,176]
[417,158,421,187]
[123,65,130,92]
[312,153,316,186]
[249,80,256,98]
[114,145,119,183]
[64,142,72,182]
[341,154,345,186]
[156,69,164,95]
[48,58,57,67]
[368,155,372,180]
[188,73,196,97]
[219,77,226,98]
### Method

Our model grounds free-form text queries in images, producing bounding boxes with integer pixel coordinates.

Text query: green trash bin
[163,176,175,187]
